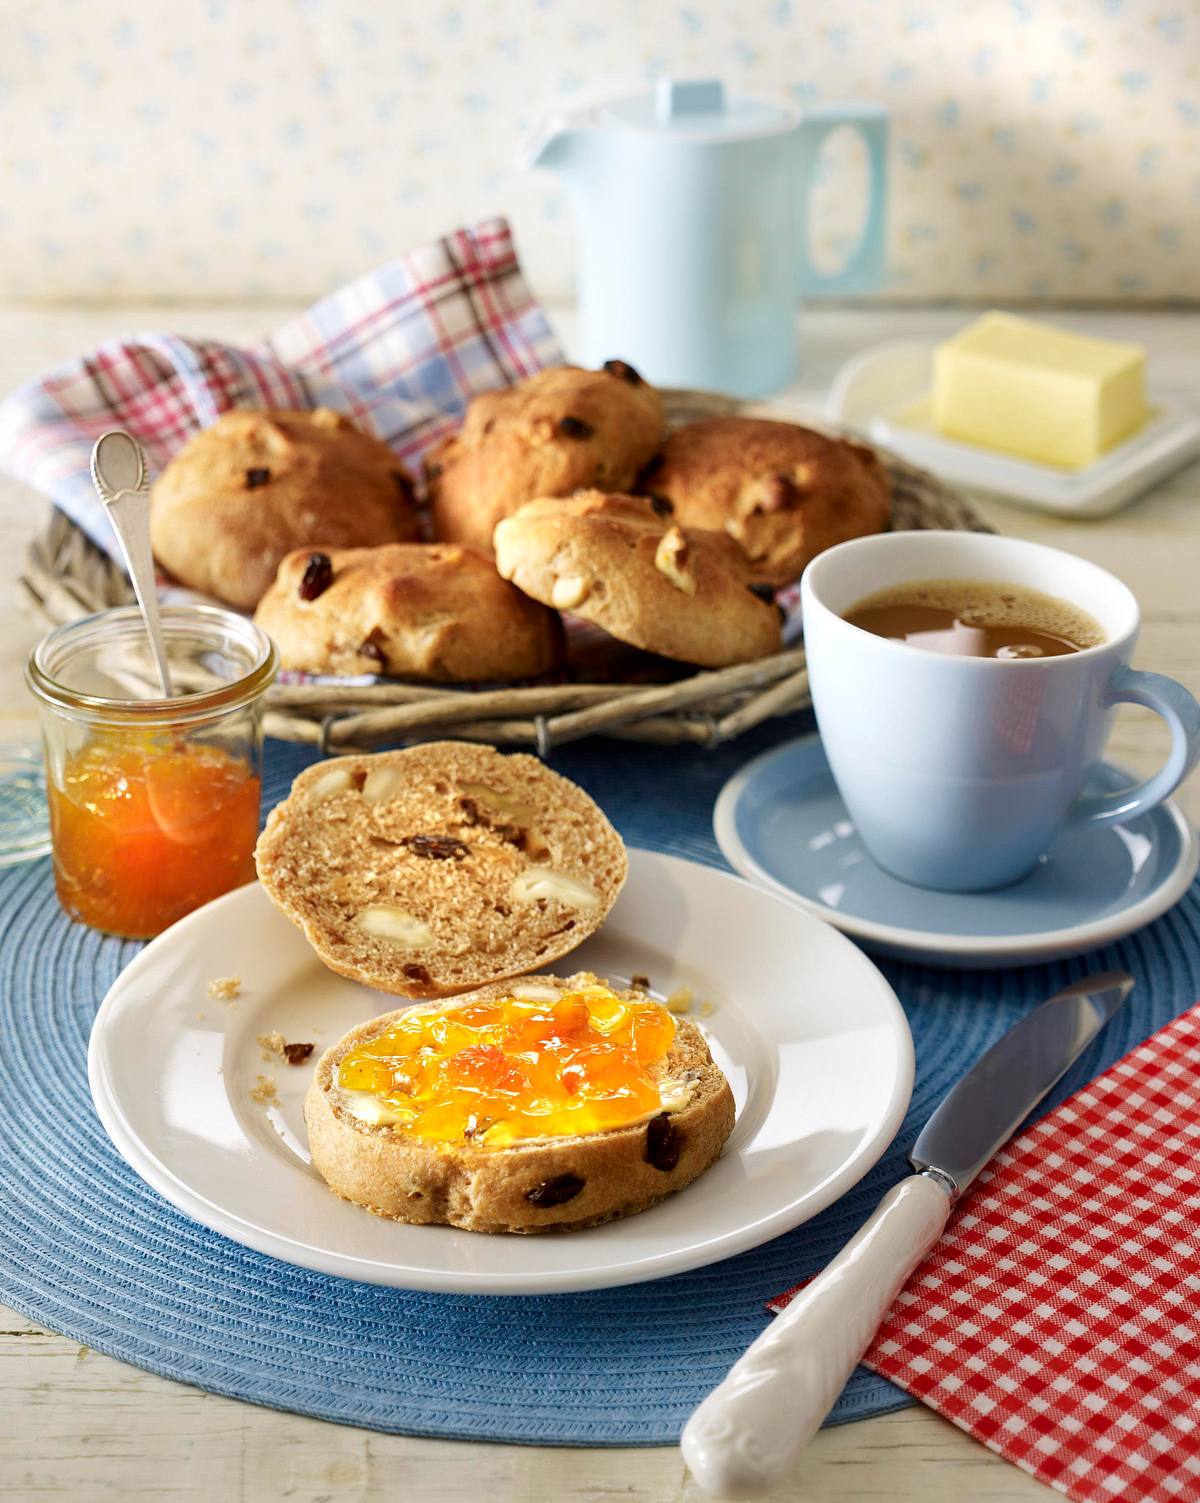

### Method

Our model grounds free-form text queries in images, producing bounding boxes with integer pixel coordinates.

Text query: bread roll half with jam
[304,974,735,1233]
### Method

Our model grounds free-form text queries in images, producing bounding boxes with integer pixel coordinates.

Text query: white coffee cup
[801,531,1200,892]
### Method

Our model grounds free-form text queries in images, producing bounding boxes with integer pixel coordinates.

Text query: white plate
[88,850,913,1295]
[826,339,1200,519]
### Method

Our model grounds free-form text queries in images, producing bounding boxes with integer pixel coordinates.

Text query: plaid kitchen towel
[0,216,562,558]
[770,1003,1200,1503]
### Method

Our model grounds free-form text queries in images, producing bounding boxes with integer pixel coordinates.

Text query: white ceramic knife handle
[681,1174,951,1500]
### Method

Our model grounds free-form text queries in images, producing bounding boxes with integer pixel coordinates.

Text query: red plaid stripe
[771,1005,1200,1502]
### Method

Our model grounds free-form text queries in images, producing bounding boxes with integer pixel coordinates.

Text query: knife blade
[910,971,1133,1195]
[681,970,1134,1500]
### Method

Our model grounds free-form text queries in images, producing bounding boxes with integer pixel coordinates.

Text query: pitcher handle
[795,104,889,298]
[1071,665,1200,825]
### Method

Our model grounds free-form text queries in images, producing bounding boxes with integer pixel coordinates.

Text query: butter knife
[682,969,1134,1499]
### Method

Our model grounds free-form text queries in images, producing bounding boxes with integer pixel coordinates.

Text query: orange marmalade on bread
[336,979,679,1145]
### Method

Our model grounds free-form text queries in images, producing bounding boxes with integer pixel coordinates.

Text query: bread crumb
[208,976,242,1002]
[666,985,694,1015]
[257,1031,287,1061]
[630,973,651,992]
[699,1000,716,1018]
[195,1011,206,1021]
[257,1031,315,1066]
[250,1074,277,1105]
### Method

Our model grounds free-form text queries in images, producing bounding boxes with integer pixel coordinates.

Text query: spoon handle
[104,487,174,699]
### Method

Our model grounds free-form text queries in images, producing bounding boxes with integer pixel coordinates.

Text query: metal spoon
[91,430,173,698]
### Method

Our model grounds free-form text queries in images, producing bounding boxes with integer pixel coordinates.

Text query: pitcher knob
[655,78,725,122]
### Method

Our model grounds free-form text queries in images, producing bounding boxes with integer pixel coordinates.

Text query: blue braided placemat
[2,720,1198,1445]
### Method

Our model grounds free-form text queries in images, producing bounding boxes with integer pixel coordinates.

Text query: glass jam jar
[26,604,277,940]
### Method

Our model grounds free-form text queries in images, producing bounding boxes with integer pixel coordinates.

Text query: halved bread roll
[254,743,627,998]
[304,974,736,1233]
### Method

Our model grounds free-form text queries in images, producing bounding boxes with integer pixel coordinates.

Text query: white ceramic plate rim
[88,850,915,1294]
[714,735,1200,963]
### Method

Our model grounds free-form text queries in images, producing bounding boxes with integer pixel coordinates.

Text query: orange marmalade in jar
[27,604,277,939]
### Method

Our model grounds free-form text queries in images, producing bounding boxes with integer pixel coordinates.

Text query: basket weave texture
[19,389,989,754]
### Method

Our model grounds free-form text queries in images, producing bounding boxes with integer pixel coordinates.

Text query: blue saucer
[714,734,1198,968]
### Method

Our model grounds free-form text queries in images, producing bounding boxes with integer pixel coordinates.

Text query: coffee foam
[850,578,1106,649]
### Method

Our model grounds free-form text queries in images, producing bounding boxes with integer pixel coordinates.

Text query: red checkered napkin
[771,1004,1200,1503]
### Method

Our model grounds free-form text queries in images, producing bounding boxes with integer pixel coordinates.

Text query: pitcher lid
[599,78,793,140]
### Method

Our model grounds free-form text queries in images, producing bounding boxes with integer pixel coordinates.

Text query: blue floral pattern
[2,0,1195,301]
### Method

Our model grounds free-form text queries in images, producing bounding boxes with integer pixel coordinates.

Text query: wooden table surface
[2,303,1197,1503]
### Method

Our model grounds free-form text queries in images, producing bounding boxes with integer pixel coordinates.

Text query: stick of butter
[932,312,1147,469]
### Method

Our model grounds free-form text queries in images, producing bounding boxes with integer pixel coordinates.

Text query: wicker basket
[19,389,989,755]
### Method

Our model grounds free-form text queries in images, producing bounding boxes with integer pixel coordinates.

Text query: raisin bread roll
[150,407,419,609]
[639,416,890,587]
[493,491,781,667]
[255,744,627,999]
[254,543,564,680]
[426,362,664,551]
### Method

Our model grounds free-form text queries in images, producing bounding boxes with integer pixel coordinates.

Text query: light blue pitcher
[525,78,888,397]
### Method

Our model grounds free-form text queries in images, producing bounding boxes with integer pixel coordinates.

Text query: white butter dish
[826,340,1200,518]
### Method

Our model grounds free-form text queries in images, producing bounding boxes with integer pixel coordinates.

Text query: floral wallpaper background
[2,0,1197,303]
